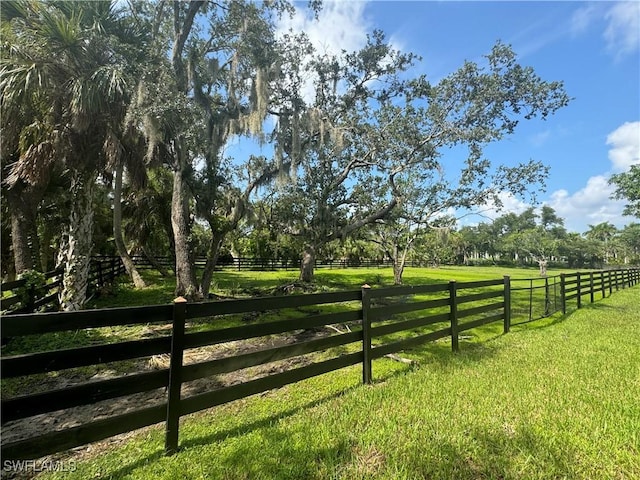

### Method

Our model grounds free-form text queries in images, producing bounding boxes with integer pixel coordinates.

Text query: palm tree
[585,222,619,264]
[1,1,141,309]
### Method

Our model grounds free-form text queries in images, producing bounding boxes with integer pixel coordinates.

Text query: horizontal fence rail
[510,268,640,324]
[0,268,637,461]
[1,258,126,314]
[1,269,63,314]
[128,255,442,272]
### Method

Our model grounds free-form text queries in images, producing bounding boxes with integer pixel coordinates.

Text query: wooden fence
[0,269,63,313]
[129,255,422,271]
[1,278,508,460]
[0,267,637,461]
[0,257,126,314]
[560,269,638,313]
[509,267,639,323]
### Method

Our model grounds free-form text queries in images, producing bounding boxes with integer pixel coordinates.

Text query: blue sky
[241,1,640,233]
[365,0,640,233]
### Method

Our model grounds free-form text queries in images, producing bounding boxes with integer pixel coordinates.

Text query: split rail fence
[0,268,638,461]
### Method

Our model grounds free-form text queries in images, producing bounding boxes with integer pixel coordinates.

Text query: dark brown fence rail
[1,258,126,314]
[129,255,427,271]
[510,267,640,324]
[1,268,637,461]
[0,269,62,313]
[1,278,512,460]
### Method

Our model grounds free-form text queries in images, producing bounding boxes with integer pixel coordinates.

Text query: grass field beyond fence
[31,284,639,480]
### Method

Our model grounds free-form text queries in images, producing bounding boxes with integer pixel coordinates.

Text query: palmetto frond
[2,0,141,178]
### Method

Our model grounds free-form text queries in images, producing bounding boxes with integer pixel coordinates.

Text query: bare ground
[1,322,341,479]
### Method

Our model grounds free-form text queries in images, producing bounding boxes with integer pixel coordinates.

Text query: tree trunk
[39,221,54,272]
[113,161,146,288]
[141,245,169,277]
[538,259,548,276]
[393,261,405,285]
[299,245,316,282]
[392,245,406,285]
[199,231,225,298]
[10,203,34,274]
[171,158,200,299]
[6,185,39,274]
[59,173,94,311]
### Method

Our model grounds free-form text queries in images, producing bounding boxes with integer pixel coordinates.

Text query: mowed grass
[90,265,562,309]
[40,285,640,479]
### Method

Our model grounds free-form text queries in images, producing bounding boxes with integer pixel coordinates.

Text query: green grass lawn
[89,265,564,309]
[38,284,639,480]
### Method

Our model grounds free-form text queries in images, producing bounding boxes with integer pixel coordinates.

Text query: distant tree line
[226,206,640,276]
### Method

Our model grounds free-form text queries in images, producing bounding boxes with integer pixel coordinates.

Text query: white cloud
[469,192,532,222]
[276,1,370,57]
[604,1,640,58]
[275,1,371,103]
[530,129,551,147]
[541,121,639,232]
[570,4,599,36]
[606,121,640,172]
[568,2,639,59]
[547,175,627,232]
[468,121,638,233]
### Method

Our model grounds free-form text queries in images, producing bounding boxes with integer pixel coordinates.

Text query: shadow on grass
[406,423,582,479]
[511,298,624,334]
[103,385,362,479]
[102,392,582,480]
[400,338,504,370]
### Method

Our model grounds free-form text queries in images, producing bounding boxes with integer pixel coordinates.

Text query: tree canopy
[610,165,640,218]
[2,0,635,308]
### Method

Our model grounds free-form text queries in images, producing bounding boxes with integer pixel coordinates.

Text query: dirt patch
[349,445,386,477]
[1,323,342,478]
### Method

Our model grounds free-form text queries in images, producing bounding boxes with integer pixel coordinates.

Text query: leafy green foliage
[609,165,640,218]
[14,269,45,308]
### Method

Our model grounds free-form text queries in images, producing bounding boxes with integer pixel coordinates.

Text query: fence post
[589,272,594,303]
[361,284,372,384]
[97,261,103,287]
[503,276,511,334]
[576,273,582,309]
[560,274,566,315]
[544,276,550,317]
[528,279,534,322]
[449,281,459,352]
[608,270,612,296]
[25,283,36,313]
[165,296,187,455]
[600,271,605,299]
